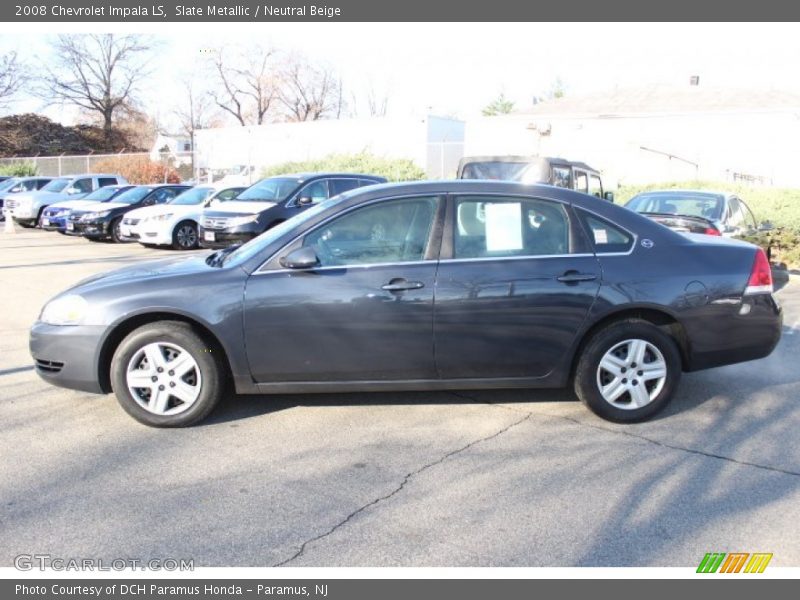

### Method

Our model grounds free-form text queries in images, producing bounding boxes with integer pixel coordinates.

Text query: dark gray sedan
[30,181,782,427]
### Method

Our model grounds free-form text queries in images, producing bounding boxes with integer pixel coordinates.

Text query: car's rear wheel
[110,321,225,427]
[172,220,198,250]
[574,319,681,423]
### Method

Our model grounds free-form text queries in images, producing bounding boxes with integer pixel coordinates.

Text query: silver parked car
[7,173,127,228]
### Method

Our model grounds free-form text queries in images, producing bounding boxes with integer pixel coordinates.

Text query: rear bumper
[29,322,108,394]
[685,293,783,371]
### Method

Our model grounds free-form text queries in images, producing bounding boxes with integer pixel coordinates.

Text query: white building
[465,85,800,187]
[194,115,465,182]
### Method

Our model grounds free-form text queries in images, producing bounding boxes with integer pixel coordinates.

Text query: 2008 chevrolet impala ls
[30,181,782,427]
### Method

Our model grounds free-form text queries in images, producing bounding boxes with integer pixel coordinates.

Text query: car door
[434,194,601,379]
[243,194,444,383]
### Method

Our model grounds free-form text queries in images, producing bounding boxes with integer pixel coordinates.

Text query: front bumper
[199,224,259,249]
[30,322,108,394]
[40,214,69,231]
[68,218,111,238]
[121,222,172,245]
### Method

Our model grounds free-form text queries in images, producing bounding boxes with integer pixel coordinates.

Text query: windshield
[235,177,298,202]
[42,178,71,193]
[0,178,20,192]
[223,195,344,266]
[627,193,724,220]
[82,187,124,202]
[169,186,215,206]
[112,186,154,205]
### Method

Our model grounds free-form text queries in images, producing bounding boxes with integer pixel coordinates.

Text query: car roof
[458,155,600,173]
[273,172,388,182]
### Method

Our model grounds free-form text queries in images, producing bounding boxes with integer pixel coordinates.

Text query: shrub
[93,155,181,184]
[0,162,38,177]
[260,152,426,182]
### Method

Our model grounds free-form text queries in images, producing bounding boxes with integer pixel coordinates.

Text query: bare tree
[0,51,24,109]
[209,44,278,126]
[39,34,154,149]
[173,76,218,150]
[278,56,342,122]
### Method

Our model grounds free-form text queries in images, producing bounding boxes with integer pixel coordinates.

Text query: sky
[3,22,800,130]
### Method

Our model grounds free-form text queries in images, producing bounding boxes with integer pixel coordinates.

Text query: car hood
[127,204,200,220]
[83,201,128,212]
[203,200,277,214]
[68,254,216,293]
[46,199,100,211]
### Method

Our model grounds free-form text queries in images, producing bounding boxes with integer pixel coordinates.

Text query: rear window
[579,211,634,254]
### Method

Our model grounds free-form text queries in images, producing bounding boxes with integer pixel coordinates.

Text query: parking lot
[1,228,799,567]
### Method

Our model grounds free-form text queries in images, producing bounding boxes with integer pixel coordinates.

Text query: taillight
[703,227,722,236]
[744,248,773,295]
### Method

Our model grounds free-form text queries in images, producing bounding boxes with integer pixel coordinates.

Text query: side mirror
[280,246,319,269]
[603,191,615,203]
[297,196,314,206]
[66,187,80,195]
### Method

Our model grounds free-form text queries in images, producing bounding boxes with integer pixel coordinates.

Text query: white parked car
[121,186,244,250]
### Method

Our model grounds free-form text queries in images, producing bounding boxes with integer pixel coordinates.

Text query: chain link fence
[0,151,198,181]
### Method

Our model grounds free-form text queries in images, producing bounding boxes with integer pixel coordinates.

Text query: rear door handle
[557,271,598,283]
[381,279,425,292]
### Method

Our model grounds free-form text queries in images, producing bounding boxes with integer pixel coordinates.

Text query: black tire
[574,319,682,423]
[172,220,199,250]
[109,217,124,243]
[86,236,103,242]
[110,321,226,427]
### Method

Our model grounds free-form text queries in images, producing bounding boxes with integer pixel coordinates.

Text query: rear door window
[98,177,118,188]
[329,178,362,196]
[453,196,571,258]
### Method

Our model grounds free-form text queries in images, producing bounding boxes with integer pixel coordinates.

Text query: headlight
[226,214,259,228]
[82,210,111,220]
[40,294,89,326]
[150,213,174,222]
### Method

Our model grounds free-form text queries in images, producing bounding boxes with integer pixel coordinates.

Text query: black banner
[4,579,799,600]
[4,0,800,22]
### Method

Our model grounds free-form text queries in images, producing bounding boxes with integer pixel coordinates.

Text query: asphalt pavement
[1,228,798,567]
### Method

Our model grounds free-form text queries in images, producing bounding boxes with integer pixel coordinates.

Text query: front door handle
[557,271,598,283]
[381,279,425,292]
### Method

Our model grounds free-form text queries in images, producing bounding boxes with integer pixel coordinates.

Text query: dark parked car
[199,173,386,249]
[31,181,781,427]
[66,184,190,242]
[40,185,135,232]
[457,155,614,201]
[625,190,762,237]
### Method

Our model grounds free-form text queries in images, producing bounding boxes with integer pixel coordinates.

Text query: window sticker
[593,228,609,244]
[485,202,523,251]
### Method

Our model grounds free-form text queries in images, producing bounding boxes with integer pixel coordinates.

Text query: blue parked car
[40,185,135,233]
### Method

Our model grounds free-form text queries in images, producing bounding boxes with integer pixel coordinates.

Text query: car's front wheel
[172,220,199,250]
[110,321,225,427]
[109,217,124,243]
[574,319,681,423]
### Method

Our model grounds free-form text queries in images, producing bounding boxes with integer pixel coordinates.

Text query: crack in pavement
[450,391,800,478]
[272,410,532,567]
